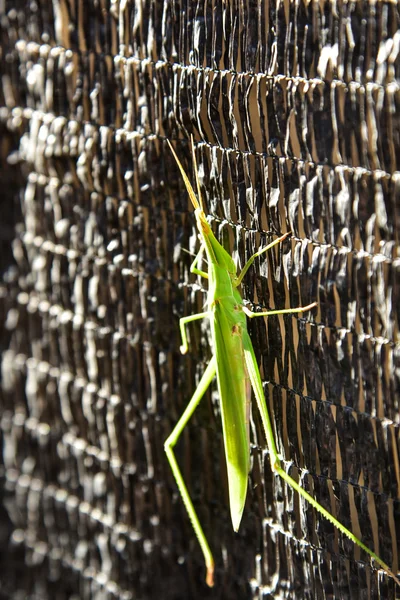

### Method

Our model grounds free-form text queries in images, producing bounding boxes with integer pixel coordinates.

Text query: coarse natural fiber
[0,1,399,598]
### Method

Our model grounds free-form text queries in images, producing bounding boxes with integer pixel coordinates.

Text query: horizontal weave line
[3,417,398,507]
[9,279,400,352]
[15,190,400,268]
[16,496,395,592]
[258,517,393,588]
[12,518,136,599]
[7,471,142,541]
[10,281,400,353]
[3,103,400,181]
[5,350,399,433]
[23,540,133,599]
[10,471,392,588]
[14,39,400,95]
[204,213,398,267]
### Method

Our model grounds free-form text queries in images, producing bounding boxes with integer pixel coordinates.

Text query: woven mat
[0,1,399,598]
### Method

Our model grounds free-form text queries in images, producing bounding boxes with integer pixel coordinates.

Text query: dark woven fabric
[0,1,399,598]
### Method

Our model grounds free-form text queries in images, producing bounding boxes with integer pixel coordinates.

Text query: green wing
[211,302,250,531]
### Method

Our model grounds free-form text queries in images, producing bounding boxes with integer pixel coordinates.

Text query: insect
[165,138,400,588]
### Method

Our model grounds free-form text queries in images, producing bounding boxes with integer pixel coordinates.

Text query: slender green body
[200,219,251,531]
[165,138,400,589]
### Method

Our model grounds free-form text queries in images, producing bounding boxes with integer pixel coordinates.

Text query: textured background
[1,1,400,599]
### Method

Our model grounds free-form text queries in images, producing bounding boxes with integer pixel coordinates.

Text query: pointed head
[168,137,237,275]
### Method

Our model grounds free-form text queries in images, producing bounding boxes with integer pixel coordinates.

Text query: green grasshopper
[165,138,399,588]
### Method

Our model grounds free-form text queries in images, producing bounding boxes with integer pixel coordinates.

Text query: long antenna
[190,135,204,212]
[167,138,200,211]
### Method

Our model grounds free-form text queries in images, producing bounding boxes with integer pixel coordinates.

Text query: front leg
[190,244,208,279]
[234,232,291,287]
[179,311,212,354]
